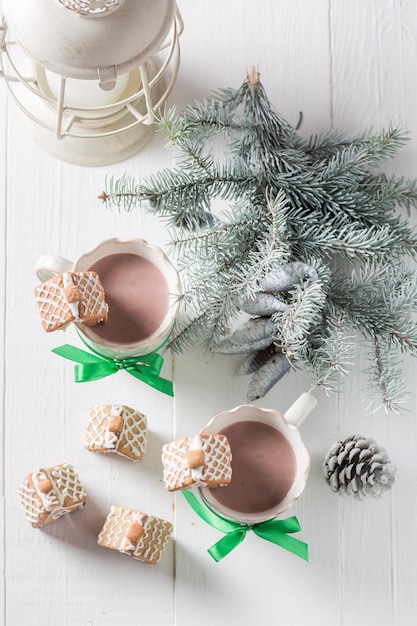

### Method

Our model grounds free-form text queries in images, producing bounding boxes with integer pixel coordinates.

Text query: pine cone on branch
[323,435,396,500]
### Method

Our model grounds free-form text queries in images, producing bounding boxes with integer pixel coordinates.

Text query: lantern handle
[0,15,6,48]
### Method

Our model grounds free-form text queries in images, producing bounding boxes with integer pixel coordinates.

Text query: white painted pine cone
[323,434,396,500]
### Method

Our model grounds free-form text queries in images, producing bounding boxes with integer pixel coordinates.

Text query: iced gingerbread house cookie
[84,405,148,461]
[34,271,108,332]
[17,463,87,528]
[162,433,232,491]
[98,505,173,564]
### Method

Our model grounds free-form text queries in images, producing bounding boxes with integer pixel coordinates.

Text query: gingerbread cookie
[84,405,148,461]
[17,463,87,528]
[97,505,173,564]
[34,271,108,332]
[162,433,232,491]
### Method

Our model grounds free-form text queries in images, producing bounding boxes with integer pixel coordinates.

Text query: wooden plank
[330,1,417,623]
[172,2,342,625]
[3,97,176,624]
[0,63,7,626]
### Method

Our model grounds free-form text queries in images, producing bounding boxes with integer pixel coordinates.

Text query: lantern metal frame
[0,4,183,165]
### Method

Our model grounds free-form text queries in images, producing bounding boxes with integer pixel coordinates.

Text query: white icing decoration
[162,433,232,490]
[62,273,81,319]
[18,464,86,526]
[32,468,64,511]
[134,512,147,526]
[35,271,108,331]
[120,538,136,553]
[120,512,148,554]
[85,405,147,460]
[17,480,42,524]
[98,506,171,563]
[188,434,205,484]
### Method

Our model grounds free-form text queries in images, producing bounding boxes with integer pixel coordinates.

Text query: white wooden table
[1,1,417,624]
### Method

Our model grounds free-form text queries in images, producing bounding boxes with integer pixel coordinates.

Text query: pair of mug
[36,238,317,524]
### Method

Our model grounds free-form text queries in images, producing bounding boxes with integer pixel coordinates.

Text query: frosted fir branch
[382,265,417,314]
[303,128,373,161]
[143,158,254,205]
[169,191,292,307]
[100,71,417,411]
[366,332,410,414]
[329,261,417,344]
[265,171,324,211]
[318,186,375,224]
[227,241,291,300]
[291,218,417,261]
[254,148,313,177]
[390,326,417,357]
[318,176,417,227]
[101,159,258,222]
[225,190,292,295]
[174,141,218,177]
[167,224,230,259]
[178,257,238,308]
[167,294,240,353]
[332,259,393,296]
[176,265,226,309]
[239,79,299,148]
[319,126,409,182]
[274,280,327,360]
[305,309,354,393]
[328,285,394,340]
[171,215,264,281]
[162,100,256,144]
[100,174,145,212]
[156,108,193,146]
[166,312,209,354]
[359,174,417,216]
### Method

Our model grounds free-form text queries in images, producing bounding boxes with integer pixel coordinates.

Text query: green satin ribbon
[183,490,308,563]
[52,344,174,396]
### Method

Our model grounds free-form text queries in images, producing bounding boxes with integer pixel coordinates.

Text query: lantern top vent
[55,0,125,17]
[3,0,176,79]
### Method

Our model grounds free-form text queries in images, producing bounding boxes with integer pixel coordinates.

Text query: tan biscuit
[17,463,87,528]
[97,505,172,565]
[84,405,147,462]
[162,433,232,492]
[34,270,108,332]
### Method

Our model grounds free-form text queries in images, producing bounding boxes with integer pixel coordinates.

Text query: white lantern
[0,0,183,165]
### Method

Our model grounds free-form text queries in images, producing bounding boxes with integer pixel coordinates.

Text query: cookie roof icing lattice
[162,433,232,491]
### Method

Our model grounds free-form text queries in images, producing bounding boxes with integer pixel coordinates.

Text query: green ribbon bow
[52,344,174,396]
[183,490,308,563]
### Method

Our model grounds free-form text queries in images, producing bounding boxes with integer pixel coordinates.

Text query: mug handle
[35,254,73,282]
[284,392,317,428]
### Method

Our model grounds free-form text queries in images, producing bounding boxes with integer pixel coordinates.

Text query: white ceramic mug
[199,393,317,524]
[35,238,180,358]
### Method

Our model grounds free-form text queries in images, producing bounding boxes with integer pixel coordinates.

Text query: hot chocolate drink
[208,420,297,514]
[88,253,169,345]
